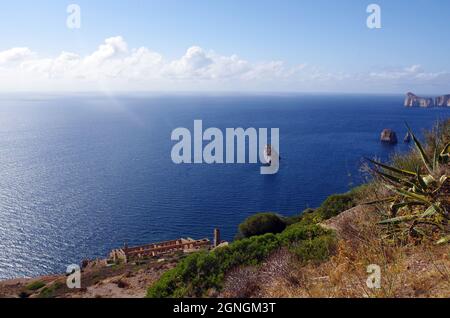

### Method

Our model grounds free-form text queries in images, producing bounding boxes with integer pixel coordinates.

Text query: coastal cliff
[404,92,434,108]
[405,92,450,107]
[435,94,450,107]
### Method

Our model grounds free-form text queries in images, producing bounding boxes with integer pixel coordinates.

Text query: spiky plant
[367,124,449,245]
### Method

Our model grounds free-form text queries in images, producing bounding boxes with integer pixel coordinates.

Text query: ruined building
[109,229,222,264]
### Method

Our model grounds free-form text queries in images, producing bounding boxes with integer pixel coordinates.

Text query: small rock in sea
[380,129,398,144]
[404,132,411,143]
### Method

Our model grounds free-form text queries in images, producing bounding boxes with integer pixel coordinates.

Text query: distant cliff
[404,92,434,107]
[405,92,450,108]
[435,94,450,107]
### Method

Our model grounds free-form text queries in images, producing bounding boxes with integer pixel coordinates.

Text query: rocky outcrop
[380,129,398,144]
[404,92,434,108]
[405,92,450,107]
[435,94,450,107]
[404,132,411,143]
[321,205,377,241]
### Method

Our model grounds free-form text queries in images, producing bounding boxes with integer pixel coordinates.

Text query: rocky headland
[404,92,450,108]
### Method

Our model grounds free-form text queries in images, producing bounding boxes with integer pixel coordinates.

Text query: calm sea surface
[0,94,448,279]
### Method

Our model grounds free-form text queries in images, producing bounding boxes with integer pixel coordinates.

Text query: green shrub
[315,193,356,220]
[285,208,315,225]
[280,223,330,244]
[147,225,334,298]
[26,280,46,291]
[238,213,287,239]
[148,233,281,298]
[295,209,323,227]
[146,266,180,298]
[147,188,359,298]
[290,234,336,264]
[38,281,64,298]
[286,191,359,228]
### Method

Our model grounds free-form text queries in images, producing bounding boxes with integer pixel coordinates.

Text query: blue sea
[0,94,448,280]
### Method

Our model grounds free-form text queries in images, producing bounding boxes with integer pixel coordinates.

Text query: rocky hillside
[0,256,178,298]
[221,205,449,298]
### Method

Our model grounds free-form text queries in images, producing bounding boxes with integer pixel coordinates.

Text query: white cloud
[367,64,448,81]
[85,36,128,65]
[404,64,422,73]
[167,46,213,78]
[0,37,304,91]
[0,36,448,93]
[0,47,34,64]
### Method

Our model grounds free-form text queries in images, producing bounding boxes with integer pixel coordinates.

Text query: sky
[0,0,450,94]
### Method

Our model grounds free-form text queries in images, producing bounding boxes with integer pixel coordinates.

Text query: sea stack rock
[404,132,411,143]
[404,92,434,108]
[435,94,450,107]
[381,129,398,144]
[404,92,416,107]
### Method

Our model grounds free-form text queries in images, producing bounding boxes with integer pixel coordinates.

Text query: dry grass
[220,249,295,298]
[219,203,449,298]
[258,207,450,298]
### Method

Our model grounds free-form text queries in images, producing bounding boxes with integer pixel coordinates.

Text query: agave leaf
[380,205,439,225]
[363,197,396,205]
[421,204,439,217]
[405,123,434,174]
[440,142,450,164]
[391,201,424,211]
[379,214,420,225]
[440,142,450,156]
[422,174,436,186]
[372,168,413,187]
[391,201,424,217]
[409,226,426,238]
[415,166,428,191]
[414,220,445,231]
[366,158,415,177]
[437,235,450,245]
[432,176,449,196]
[384,184,431,204]
[433,147,439,171]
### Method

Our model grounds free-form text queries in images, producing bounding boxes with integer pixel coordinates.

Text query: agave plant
[367,124,449,245]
